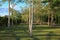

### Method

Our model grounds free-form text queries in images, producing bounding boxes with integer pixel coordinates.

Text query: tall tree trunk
[8,0,10,27]
[29,0,31,36]
[29,0,34,36]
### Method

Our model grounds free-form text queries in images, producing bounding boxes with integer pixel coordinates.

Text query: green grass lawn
[0,25,60,40]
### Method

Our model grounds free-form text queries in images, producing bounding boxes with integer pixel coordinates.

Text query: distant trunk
[12,10,13,26]
[48,10,50,26]
[51,11,54,26]
[12,4,15,26]
[48,2,51,26]
[8,0,10,27]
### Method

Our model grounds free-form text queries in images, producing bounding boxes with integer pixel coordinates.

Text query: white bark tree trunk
[8,0,10,27]
[29,0,34,36]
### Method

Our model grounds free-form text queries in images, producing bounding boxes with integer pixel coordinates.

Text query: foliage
[0,0,60,26]
[0,16,8,26]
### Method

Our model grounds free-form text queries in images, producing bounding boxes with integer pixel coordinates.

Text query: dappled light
[0,0,60,40]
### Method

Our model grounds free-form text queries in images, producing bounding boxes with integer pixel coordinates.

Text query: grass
[0,25,60,40]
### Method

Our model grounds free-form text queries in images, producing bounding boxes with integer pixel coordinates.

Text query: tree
[33,0,42,24]
[10,0,17,26]
[41,0,60,26]
[8,0,10,27]
[1,0,11,27]
[28,0,42,36]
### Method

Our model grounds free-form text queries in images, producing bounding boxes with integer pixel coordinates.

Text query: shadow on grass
[7,26,29,40]
[46,31,60,40]
[11,31,20,40]
[31,31,60,40]
[8,28,21,40]
[33,37,40,40]
[29,35,40,40]
[46,31,54,40]
[0,25,60,40]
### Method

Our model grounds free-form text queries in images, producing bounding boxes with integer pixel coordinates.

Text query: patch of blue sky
[0,1,8,16]
[0,0,28,16]
[0,1,8,8]
[0,0,2,1]
[0,8,8,16]
[14,2,27,12]
[0,12,8,16]
[0,8,8,12]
